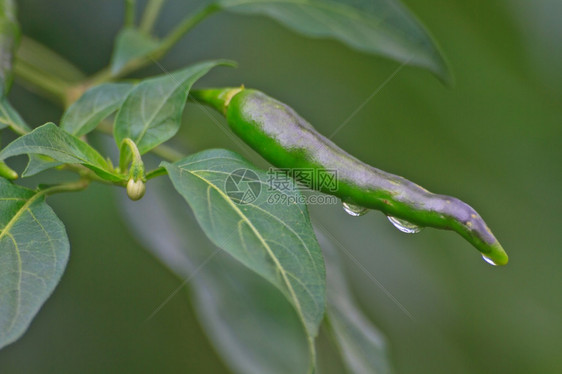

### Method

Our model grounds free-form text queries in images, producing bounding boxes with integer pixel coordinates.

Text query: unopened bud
[127,178,146,201]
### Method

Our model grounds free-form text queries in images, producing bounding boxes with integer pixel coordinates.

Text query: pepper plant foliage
[0,0,450,372]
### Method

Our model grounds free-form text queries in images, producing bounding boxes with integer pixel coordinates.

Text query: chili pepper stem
[190,86,244,114]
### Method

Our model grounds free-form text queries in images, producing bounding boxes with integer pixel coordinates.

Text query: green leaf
[0,123,124,182]
[0,178,69,349]
[0,98,31,134]
[317,229,394,374]
[162,149,326,360]
[114,60,233,155]
[110,27,160,75]
[61,82,134,136]
[196,257,311,374]
[22,155,61,177]
[218,0,451,81]
[121,175,311,374]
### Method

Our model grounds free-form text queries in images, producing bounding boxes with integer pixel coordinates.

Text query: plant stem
[125,0,136,27]
[17,36,85,82]
[88,3,219,86]
[156,3,219,58]
[12,36,87,107]
[146,166,167,180]
[140,0,165,33]
[42,178,90,196]
[13,36,86,105]
[13,59,69,103]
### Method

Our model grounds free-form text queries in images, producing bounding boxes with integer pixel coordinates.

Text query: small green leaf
[0,98,31,134]
[218,0,451,81]
[110,27,160,75]
[121,175,311,373]
[22,155,61,177]
[162,149,326,356]
[317,230,394,374]
[0,123,124,182]
[0,178,69,349]
[114,60,233,155]
[61,82,135,136]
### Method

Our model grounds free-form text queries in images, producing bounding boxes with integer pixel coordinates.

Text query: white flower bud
[127,178,146,201]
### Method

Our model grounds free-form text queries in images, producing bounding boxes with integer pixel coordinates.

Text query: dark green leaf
[61,83,134,136]
[0,123,124,182]
[0,98,30,134]
[110,27,160,75]
[121,175,311,374]
[0,178,69,349]
[317,229,394,374]
[114,60,233,154]
[195,258,311,374]
[218,0,450,81]
[162,149,326,349]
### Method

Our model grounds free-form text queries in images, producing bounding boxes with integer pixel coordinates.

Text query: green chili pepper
[191,87,508,266]
[0,0,20,97]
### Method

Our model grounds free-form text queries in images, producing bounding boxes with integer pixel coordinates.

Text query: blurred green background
[1,0,561,373]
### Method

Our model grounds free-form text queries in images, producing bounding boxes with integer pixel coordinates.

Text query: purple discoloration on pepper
[191,87,508,265]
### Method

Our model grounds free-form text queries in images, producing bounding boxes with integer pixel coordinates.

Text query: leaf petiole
[125,0,136,27]
[145,166,166,180]
[139,0,166,33]
[40,179,90,196]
